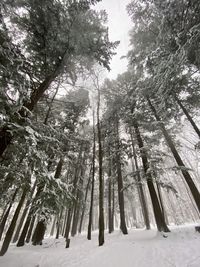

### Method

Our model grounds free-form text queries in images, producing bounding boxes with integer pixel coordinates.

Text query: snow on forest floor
[0,225,200,267]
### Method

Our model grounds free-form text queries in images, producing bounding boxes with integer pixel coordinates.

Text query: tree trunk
[129,129,151,230]
[0,188,18,241]
[56,207,64,239]
[147,97,200,213]
[0,58,64,157]
[26,215,36,243]
[97,88,104,246]
[13,180,37,243]
[173,93,200,138]
[112,179,115,230]
[16,181,44,247]
[32,219,46,246]
[108,156,114,233]
[133,119,170,232]
[79,168,91,234]
[115,116,128,234]
[0,189,27,256]
[50,216,57,236]
[156,182,169,225]
[65,148,84,247]
[88,112,96,240]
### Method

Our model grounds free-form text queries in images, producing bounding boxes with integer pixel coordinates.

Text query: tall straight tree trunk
[56,208,64,239]
[112,179,115,230]
[71,193,80,237]
[62,209,68,236]
[88,111,96,240]
[65,147,84,247]
[133,119,170,232]
[129,129,150,230]
[13,180,37,243]
[79,168,91,234]
[65,209,73,248]
[16,181,44,247]
[108,155,114,233]
[173,93,200,138]
[97,87,104,246]
[156,182,169,226]
[0,188,18,241]
[0,188,27,256]
[26,215,36,243]
[50,216,57,237]
[115,116,128,234]
[147,97,200,213]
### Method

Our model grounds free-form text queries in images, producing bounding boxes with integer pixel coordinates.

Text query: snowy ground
[0,225,200,267]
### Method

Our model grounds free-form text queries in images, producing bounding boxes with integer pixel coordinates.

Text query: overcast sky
[94,0,132,79]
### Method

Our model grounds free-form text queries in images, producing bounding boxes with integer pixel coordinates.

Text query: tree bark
[0,189,27,256]
[115,116,128,234]
[79,167,91,234]
[0,188,18,241]
[13,180,37,243]
[97,88,104,246]
[65,147,83,247]
[87,112,96,240]
[32,219,46,246]
[0,57,64,157]
[129,129,151,230]
[173,93,200,138]
[26,215,36,243]
[133,119,170,232]
[108,156,114,233]
[147,97,200,213]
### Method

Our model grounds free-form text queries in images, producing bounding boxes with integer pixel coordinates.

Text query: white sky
[94,0,132,79]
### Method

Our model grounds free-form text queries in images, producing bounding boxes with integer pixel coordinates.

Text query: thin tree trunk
[173,93,200,138]
[26,215,36,243]
[115,116,128,234]
[13,180,37,243]
[16,182,44,247]
[79,167,91,234]
[108,155,114,233]
[147,97,200,213]
[97,88,104,246]
[0,188,27,256]
[56,207,63,239]
[65,148,83,247]
[133,119,170,232]
[50,216,57,237]
[112,179,115,230]
[88,111,96,240]
[0,188,18,241]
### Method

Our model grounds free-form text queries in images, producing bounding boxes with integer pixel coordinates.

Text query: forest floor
[0,224,200,267]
